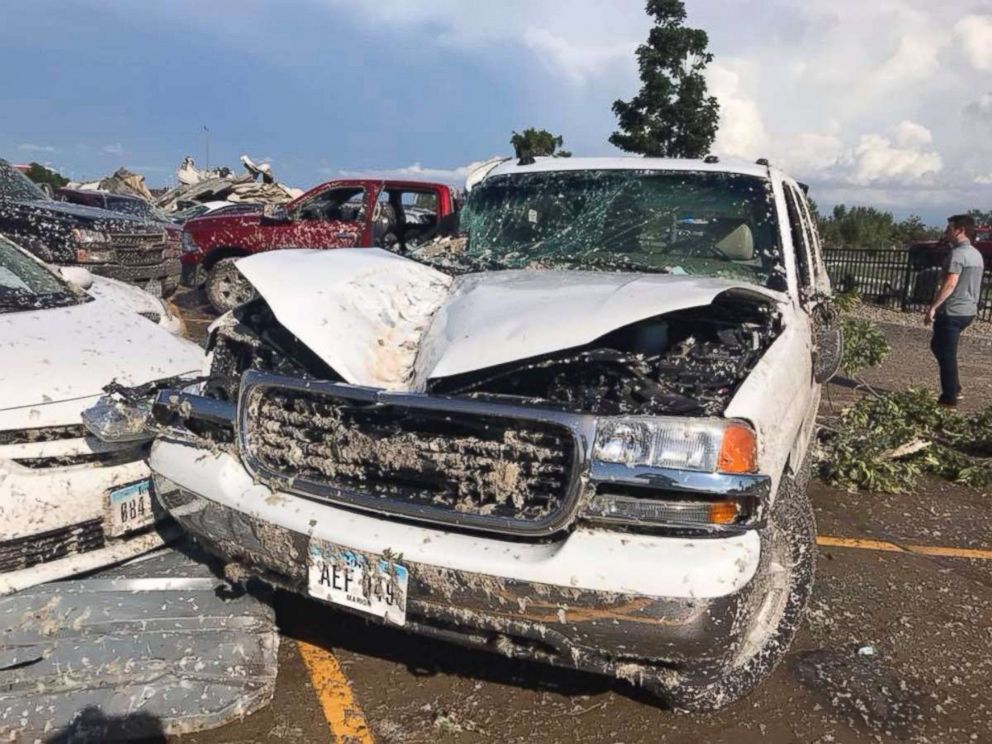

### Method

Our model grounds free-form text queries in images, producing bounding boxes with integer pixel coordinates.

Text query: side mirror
[58,265,95,290]
[811,304,843,384]
[261,204,290,224]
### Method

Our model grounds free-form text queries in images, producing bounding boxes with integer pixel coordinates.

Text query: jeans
[930,313,974,402]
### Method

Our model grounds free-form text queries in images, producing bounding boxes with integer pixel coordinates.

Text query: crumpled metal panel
[0,547,278,741]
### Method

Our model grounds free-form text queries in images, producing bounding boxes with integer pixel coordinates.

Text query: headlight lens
[593,417,757,474]
[72,228,110,245]
[181,231,199,254]
[81,395,154,443]
[72,228,114,263]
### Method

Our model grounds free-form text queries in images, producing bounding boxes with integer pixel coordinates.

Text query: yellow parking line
[297,640,375,744]
[817,535,992,560]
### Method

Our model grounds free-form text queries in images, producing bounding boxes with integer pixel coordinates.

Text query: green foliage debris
[832,290,891,378]
[818,388,992,492]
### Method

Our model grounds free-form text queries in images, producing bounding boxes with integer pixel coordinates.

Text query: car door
[783,181,837,467]
[272,186,369,249]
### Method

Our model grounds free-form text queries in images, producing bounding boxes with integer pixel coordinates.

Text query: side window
[295,187,365,222]
[402,191,439,225]
[784,186,814,296]
[795,189,829,290]
[376,189,441,249]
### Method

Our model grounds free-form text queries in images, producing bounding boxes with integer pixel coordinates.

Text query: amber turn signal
[717,423,758,474]
[707,500,742,525]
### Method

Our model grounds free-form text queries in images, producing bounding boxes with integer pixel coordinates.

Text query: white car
[0,234,203,594]
[87,157,840,709]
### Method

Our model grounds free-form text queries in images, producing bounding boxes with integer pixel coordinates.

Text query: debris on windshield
[156,155,303,213]
[410,234,468,263]
[450,168,785,286]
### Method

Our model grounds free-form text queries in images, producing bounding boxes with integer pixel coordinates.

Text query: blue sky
[3,0,992,224]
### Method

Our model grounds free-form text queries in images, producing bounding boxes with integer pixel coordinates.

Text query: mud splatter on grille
[0,520,105,573]
[243,386,575,527]
[0,425,87,446]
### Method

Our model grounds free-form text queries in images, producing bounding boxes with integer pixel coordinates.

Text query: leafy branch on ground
[817,388,992,492]
[833,290,891,379]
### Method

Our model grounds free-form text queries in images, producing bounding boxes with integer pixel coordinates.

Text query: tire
[657,456,817,711]
[205,257,255,314]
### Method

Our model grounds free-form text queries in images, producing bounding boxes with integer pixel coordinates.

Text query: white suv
[86,157,839,709]
[0,235,202,594]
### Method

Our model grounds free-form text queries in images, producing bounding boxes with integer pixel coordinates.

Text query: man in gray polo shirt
[925,214,984,406]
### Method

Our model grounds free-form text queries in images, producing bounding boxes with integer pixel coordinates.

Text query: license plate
[105,479,155,537]
[307,542,408,626]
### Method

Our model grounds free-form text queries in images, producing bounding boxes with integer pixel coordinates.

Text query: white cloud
[892,120,933,148]
[775,132,845,174]
[955,14,992,70]
[707,60,769,158]
[521,28,635,85]
[102,143,124,156]
[872,31,948,85]
[18,143,56,153]
[847,132,942,185]
[312,0,643,86]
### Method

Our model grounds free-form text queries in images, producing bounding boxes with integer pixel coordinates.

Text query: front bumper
[89,258,182,294]
[151,438,764,680]
[0,455,170,594]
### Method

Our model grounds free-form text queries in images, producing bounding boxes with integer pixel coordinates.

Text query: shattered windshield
[434,169,785,289]
[0,236,81,312]
[0,159,49,201]
[109,197,170,222]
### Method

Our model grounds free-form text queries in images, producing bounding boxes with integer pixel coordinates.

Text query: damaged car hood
[237,248,785,391]
[0,298,202,415]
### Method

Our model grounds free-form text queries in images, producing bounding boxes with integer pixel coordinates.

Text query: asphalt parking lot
[165,293,992,743]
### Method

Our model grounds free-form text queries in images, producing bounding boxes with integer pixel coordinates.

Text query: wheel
[205,257,255,314]
[657,456,817,711]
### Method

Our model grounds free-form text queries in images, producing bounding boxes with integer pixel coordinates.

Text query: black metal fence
[823,247,992,322]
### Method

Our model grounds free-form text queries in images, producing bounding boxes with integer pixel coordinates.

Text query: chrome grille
[239,372,585,536]
[111,232,166,266]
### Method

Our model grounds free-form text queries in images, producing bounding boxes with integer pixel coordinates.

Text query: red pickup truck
[182,178,459,312]
[908,226,992,267]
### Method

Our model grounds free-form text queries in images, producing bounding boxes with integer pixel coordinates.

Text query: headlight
[587,417,764,532]
[81,395,154,443]
[181,232,199,254]
[72,228,114,263]
[593,417,757,474]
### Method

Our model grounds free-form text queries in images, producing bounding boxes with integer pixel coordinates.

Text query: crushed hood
[0,298,202,416]
[237,248,784,391]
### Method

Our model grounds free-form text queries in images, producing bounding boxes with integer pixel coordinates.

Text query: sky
[3,0,992,224]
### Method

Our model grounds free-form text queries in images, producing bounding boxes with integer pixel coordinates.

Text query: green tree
[509,128,571,158]
[816,204,940,248]
[965,209,992,226]
[24,162,68,189]
[609,0,719,158]
[893,214,939,244]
